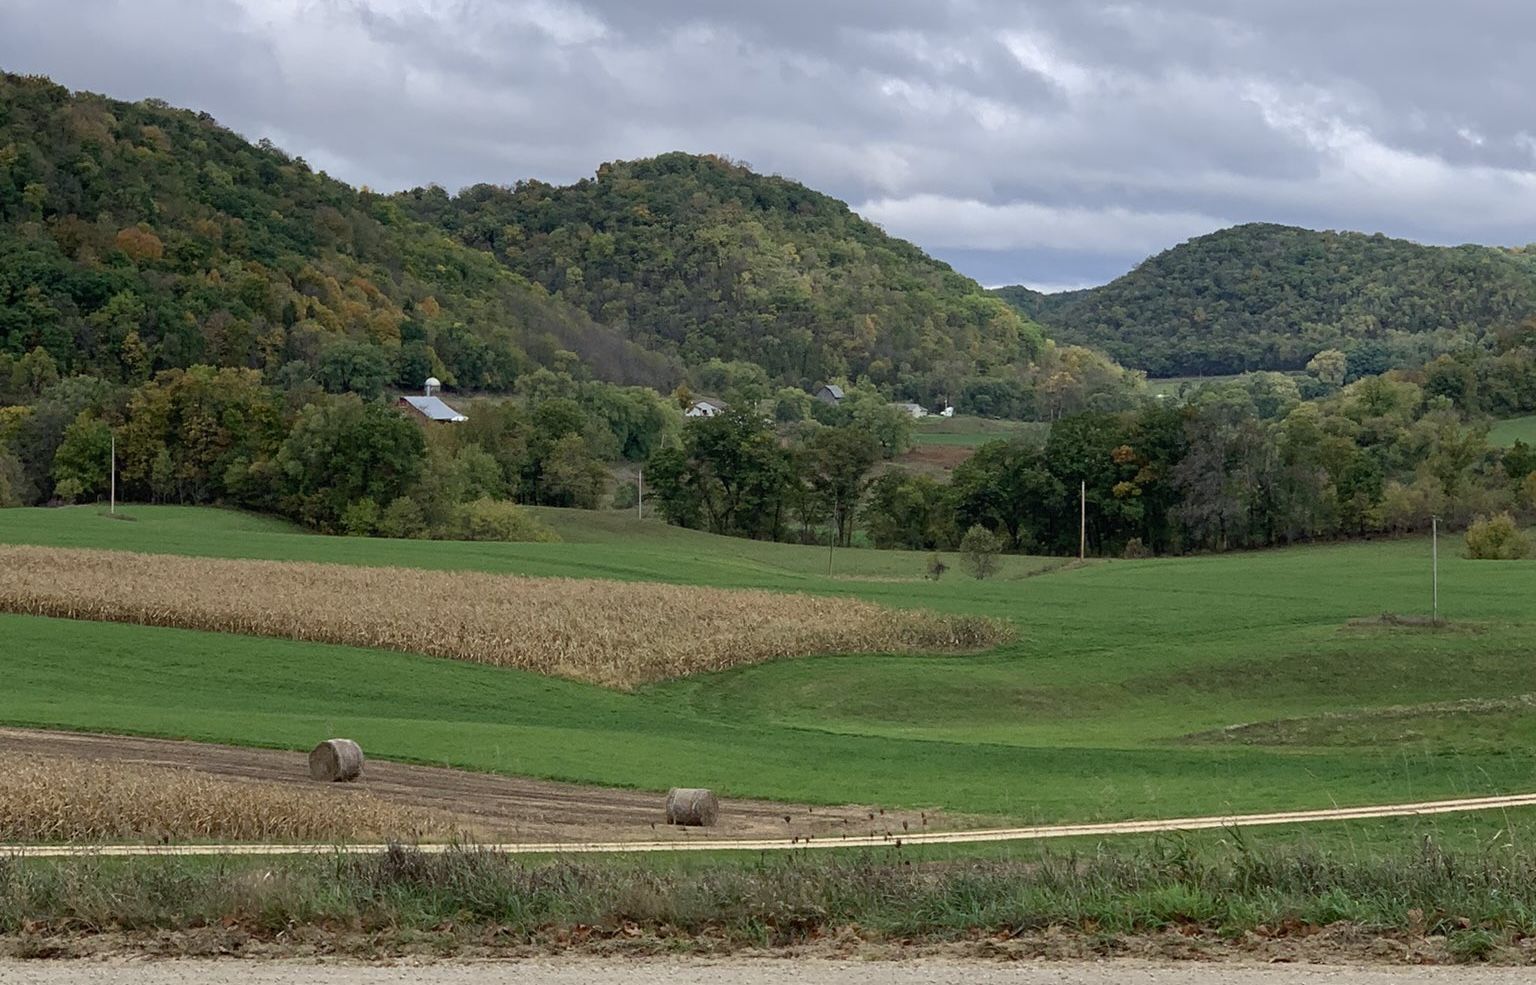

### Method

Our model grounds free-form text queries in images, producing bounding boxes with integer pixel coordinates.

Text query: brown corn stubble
[0,753,452,843]
[0,546,1009,688]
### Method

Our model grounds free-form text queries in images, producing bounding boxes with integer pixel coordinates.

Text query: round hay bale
[665,787,719,826]
[308,739,364,782]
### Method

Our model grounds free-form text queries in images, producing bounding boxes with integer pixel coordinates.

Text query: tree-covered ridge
[994,223,1536,378]
[988,284,1086,324]
[396,152,1047,394]
[0,72,678,392]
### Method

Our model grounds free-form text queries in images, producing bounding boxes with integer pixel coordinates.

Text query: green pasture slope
[1489,414,1536,448]
[910,415,1047,448]
[3,505,1536,828]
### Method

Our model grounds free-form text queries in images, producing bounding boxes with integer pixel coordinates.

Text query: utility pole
[636,465,643,520]
[1079,480,1086,561]
[109,433,116,515]
[1431,514,1440,625]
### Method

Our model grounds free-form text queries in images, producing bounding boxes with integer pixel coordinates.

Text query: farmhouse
[398,377,468,423]
[814,383,844,405]
[686,397,728,418]
[893,401,928,419]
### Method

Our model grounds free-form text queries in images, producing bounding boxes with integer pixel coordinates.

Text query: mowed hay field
[0,545,1005,688]
[4,506,1536,832]
[909,415,1048,448]
[0,754,452,843]
[1490,413,1536,448]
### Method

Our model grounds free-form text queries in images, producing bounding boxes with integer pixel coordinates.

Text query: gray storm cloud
[1,0,1532,288]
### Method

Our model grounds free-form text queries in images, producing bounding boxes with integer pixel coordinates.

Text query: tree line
[0,352,677,540]
[7,342,1531,561]
[647,369,1533,559]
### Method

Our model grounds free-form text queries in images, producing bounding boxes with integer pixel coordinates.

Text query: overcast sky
[4,0,1536,291]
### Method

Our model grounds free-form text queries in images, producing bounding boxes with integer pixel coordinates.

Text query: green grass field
[1144,374,1245,397]
[1142,372,1312,399]
[909,415,1047,448]
[1489,414,1536,448]
[4,505,1536,829]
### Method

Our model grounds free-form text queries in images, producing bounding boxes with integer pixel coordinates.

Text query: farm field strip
[0,505,1067,585]
[7,507,1536,828]
[14,611,1535,827]
[12,789,1536,857]
[0,728,948,846]
[0,752,452,843]
[0,545,1005,688]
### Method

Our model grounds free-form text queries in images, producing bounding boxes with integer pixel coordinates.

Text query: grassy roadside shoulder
[4,840,1536,964]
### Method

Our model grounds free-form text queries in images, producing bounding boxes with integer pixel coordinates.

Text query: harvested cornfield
[0,753,452,843]
[0,546,1008,687]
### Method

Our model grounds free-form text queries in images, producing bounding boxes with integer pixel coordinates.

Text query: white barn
[398,377,467,423]
[686,397,728,418]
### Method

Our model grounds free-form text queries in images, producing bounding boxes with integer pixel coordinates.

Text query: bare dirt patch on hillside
[0,729,948,845]
[894,443,975,475]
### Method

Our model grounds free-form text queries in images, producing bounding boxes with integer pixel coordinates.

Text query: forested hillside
[396,153,1046,392]
[995,224,1536,377]
[1,74,1111,413]
[0,72,678,392]
[988,284,1085,324]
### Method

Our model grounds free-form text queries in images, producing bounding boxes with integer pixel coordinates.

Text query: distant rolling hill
[993,223,1536,377]
[394,152,1048,389]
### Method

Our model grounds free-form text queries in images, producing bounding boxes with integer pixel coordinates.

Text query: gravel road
[0,961,1530,984]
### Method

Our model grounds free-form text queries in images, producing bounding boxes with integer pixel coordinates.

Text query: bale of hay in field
[665,787,719,826]
[309,738,364,782]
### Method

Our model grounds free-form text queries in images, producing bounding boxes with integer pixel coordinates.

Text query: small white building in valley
[686,397,729,418]
[398,377,468,423]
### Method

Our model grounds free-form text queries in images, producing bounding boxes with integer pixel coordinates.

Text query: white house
[686,397,728,418]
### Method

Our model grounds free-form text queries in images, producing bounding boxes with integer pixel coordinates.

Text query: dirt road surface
[0,960,1531,985]
[0,728,942,843]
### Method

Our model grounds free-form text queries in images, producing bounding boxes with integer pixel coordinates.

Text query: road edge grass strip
[2,843,1534,964]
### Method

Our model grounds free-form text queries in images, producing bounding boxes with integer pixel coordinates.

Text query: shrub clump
[1463,512,1532,560]
[959,524,1002,580]
[452,498,561,543]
